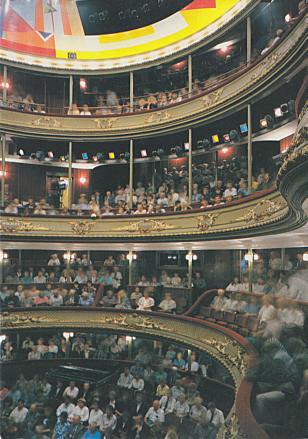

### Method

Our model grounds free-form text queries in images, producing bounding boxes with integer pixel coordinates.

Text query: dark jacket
[65,423,86,439]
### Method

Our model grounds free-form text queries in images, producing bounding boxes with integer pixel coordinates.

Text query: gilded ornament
[1,312,60,327]
[110,219,179,233]
[144,111,173,124]
[31,117,64,128]
[232,199,285,223]
[93,118,118,129]
[197,213,220,231]
[202,89,223,109]
[223,412,248,439]
[68,221,95,235]
[0,218,51,233]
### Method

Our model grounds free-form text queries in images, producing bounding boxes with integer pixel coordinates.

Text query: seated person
[159,388,175,414]
[205,402,225,438]
[100,290,117,307]
[130,287,143,301]
[129,373,145,392]
[138,275,150,286]
[173,393,190,419]
[173,352,186,370]
[185,355,199,372]
[156,378,169,398]
[99,405,117,437]
[117,367,134,389]
[190,397,207,421]
[99,271,113,287]
[64,289,80,306]
[210,289,227,310]
[144,400,165,427]
[171,273,181,287]
[158,293,177,313]
[33,291,49,306]
[115,290,132,309]
[79,292,94,307]
[137,290,155,311]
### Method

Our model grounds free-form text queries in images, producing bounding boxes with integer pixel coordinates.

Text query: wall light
[48,151,54,158]
[92,156,98,162]
[109,152,115,159]
[1,81,9,89]
[285,13,292,23]
[60,156,65,162]
[274,108,283,117]
[260,119,267,128]
[0,171,7,177]
[63,332,74,338]
[186,253,198,261]
[245,253,259,262]
[18,149,24,156]
[303,253,308,262]
[240,124,248,134]
[184,143,190,151]
[82,152,88,160]
[223,134,230,143]
[79,177,87,184]
[141,150,147,157]
[0,252,8,260]
[211,134,219,144]
[222,147,229,153]
[280,103,289,114]
[126,253,137,260]
[80,78,87,89]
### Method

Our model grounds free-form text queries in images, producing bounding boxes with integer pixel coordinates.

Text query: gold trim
[31,117,65,128]
[68,220,95,235]
[0,218,51,232]
[110,218,179,233]
[196,213,220,230]
[93,118,119,129]
[232,199,286,223]
[144,111,173,124]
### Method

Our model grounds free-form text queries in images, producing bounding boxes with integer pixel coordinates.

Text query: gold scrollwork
[31,117,64,128]
[0,218,51,233]
[1,312,60,328]
[93,118,118,129]
[110,219,179,233]
[68,221,95,235]
[202,89,224,109]
[223,412,248,439]
[232,199,285,223]
[144,111,173,124]
[196,213,220,231]
[87,313,177,333]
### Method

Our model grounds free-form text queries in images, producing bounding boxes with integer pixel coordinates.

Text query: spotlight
[80,78,87,90]
[48,151,54,158]
[0,171,7,177]
[175,146,183,157]
[141,150,147,157]
[229,130,239,142]
[220,43,229,53]
[280,103,289,114]
[82,152,88,160]
[18,149,24,156]
[274,107,283,117]
[184,143,190,151]
[1,81,9,89]
[197,141,203,148]
[152,150,158,157]
[223,134,230,143]
[157,148,164,159]
[97,152,105,163]
[79,177,87,184]
[35,151,45,161]
[124,152,130,162]
[285,13,292,23]
[260,118,268,128]
[119,153,125,160]
[240,124,248,134]
[222,147,229,153]
[93,156,98,162]
[60,156,65,162]
[265,114,274,129]
[30,153,36,159]
[288,100,295,115]
[202,139,210,149]
[109,152,115,159]
[211,134,219,144]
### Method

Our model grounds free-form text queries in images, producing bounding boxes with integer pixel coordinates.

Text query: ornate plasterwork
[31,117,64,128]
[144,111,173,124]
[196,213,220,231]
[68,221,95,235]
[0,218,51,232]
[110,219,179,233]
[202,89,224,109]
[93,118,118,129]
[276,144,308,188]
[87,313,177,333]
[1,312,60,327]
[223,413,248,439]
[232,199,285,223]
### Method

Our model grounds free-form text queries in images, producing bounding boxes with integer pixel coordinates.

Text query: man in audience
[158,293,177,313]
[49,289,63,306]
[117,367,134,388]
[144,400,165,427]
[100,405,117,437]
[10,398,28,435]
[56,396,75,420]
[64,414,85,439]
[173,393,190,420]
[100,290,117,307]
[205,402,224,438]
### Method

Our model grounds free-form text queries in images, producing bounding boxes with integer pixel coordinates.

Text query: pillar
[1,134,5,207]
[215,150,218,186]
[247,103,252,195]
[3,66,7,106]
[69,75,73,114]
[248,249,253,294]
[128,251,133,285]
[129,140,133,209]
[130,72,134,112]
[68,141,73,208]
[188,55,192,98]
[281,248,286,270]
[0,250,4,284]
[188,129,192,205]
[66,251,71,284]
[247,16,251,65]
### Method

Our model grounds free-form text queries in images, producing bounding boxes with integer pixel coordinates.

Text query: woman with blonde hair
[147,95,158,110]
[115,290,132,309]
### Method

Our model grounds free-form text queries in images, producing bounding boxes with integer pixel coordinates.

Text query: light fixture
[220,43,229,53]
[92,155,98,162]
[229,130,239,142]
[141,150,147,157]
[211,134,219,144]
[30,153,36,159]
[202,139,210,149]
[126,253,137,260]
[157,148,164,159]
[274,107,283,117]
[222,147,229,153]
[152,150,158,157]
[303,253,308,262]
[48,151,54,158]
[1,81,9,89]
[184,143,190,151]
[0,252,8,260]
[79,177,87,184]
[35,151,45,161]
[119,153,125,160]
[285,13,292,23]
[186,253,198,261]
[0,171,7,177]
[18,149,24,156]
[97,152,105,163]
[197,141,203,148]
[124,152,130,162]
[280,103,289,114]
[223,134,230,143]
[260,118,267,128]
[63,253,70,260]
[80,78,87,89]
[264,114,274,130]
[60,156,65,162]
[288,100,295,115]
[109,152,115,159]
[63,332,74,338]
[175,146,183,157]
[240,124,248,134]
[82,152,88,160]
[245,253,259,262]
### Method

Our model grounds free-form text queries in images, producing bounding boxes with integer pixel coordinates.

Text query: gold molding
[93,118,119,129]
[232,199,286,223]
[68,220,95,235]
[196,213,220,231]
[31,117,65,128]
[110,218,179,233]
[0,218,51,232]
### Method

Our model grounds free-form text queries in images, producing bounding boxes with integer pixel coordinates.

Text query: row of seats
[195,307,259,337]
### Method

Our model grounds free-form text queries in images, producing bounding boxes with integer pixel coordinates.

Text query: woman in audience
[137,289,155,311]
[115,290,132,309]
[226,276,241,292]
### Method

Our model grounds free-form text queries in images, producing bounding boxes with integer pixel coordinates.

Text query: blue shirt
[21,276,33,283]
[82,431,101,439]
[53,420,70,439]
[155,371,168,384]
[79,297,94,306]
[100,276,113,285]
[173,358,185,368]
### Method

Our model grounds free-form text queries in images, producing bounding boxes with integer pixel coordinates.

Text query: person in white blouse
[63,381,79,401]
[158,293,177,313]
[258,296,276,324]
[71,398,89,423]
[89,401,104,427]
[117,367,134,388]
[281,301,305,334]
[130,373,145,392]
[159,389,175,414]
[205,402,224,438]
[210,289,227,310]
[56,396,75,419]
[100,405,117,437]
[137,290,155,311]
[225,276,241,292]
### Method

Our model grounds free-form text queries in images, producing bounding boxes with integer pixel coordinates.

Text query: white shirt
[282,309,305,328]
[172,277,181,286]
[10,406,28,423]
[226,283,240,291]
[210,296,227,310]
[185,361,199,371]
[258,304,276,323]
[137,297,154,311]
[130,378,144,391]
[49,295,63,306]
[205,408,224,427]
[56,402,75,418]
[49,345,58,354]
[72,405,89,422]
[174,401,190,416]
[145,407,165,424]
[159,396,175,413]
[117,373,133,388]
[89,408,104,426]
[64,386,79,399]
[159,299,176,310]
[37,344,45,354]
[100,413,117,431]
[223,188,237,198]
[34,276,46,284]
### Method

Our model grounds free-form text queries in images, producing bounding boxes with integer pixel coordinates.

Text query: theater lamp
[0,171,7,177]
[18,149,24,156]
[79,177,87,184]
[141,150,147,157]
[184,143,190,151]
[211,134,219,144]
[303,253,308,262]
[63,332,74,338]
[240,124,248,134]
[245,253,259,262]
[223,134,230,143]
[126,253,137,260]
[0,252,8,260]
[274,107,283,118]
[229,130,239,142]
[186,253,198,261]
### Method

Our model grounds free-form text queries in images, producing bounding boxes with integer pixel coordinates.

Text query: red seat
[246,316,260,332]
[224,311,236,324]
[239,327,250,337]
[195,306,212,320]
[229,313,249,333]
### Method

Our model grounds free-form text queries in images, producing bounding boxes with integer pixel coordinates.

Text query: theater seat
[195,306,212,320]
[207,309,224,324]
[228,313,248,333]
[224,311,236,325]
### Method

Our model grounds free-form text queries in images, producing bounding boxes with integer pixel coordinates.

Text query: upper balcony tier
[0,13,306,140]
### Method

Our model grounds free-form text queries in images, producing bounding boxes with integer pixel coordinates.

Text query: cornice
[0,15,306,141]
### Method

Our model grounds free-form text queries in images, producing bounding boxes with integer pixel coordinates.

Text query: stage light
[48,151,54,158]
[229,130,239,142]
[285,13,291,23]
[197,140,203,148]
[220,43,229,53]
[264,114,274,129]
[152,150,158,157]
[60,156,65,162]
[18,149,24,156]
[223,134,230,143]
[124,152,130,162]
[184,143,190,151]
[35,151,45,161]
[260,118,267,128]
[93,155,98,162]
[97,152,105,162]
[82,152,88,160]
[126,253,137,260]
[222,148,229,153]
[280,103,289,113]
[79,177,87,184]
[288,100,295,115]
[274,107,283,117]
[80,78,87,89]
[0,171,7,177]
[186,253,198,261]
[1,81,9,89]
[157,148,164,158]
[240,124,248,134]
[109,152,115,159]
[175,146,183,157]
[30,153,36,159]
[119,153,125,160]
[141,150,147,157]
[211,134,219,144]
[202,139,210,149]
